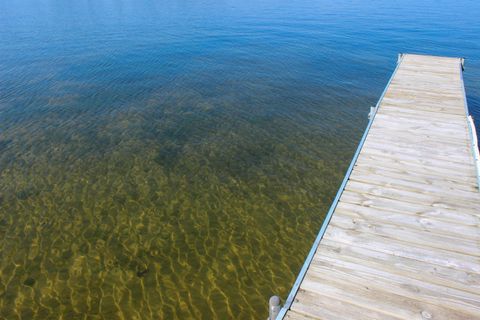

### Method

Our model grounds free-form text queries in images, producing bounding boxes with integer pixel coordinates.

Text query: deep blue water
[0,0,479,319]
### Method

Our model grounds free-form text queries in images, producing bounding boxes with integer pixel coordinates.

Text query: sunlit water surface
[0,0,479,318]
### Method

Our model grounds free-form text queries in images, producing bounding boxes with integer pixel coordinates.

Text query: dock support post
[268,296,281,320]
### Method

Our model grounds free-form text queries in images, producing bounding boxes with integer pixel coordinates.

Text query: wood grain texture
[283,54,480,319]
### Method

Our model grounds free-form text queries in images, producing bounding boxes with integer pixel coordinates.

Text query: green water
[1,0,479,318]
[0,81,360,319]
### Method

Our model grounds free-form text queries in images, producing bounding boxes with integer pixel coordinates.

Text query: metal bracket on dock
[467,116,480,190]
[461,58,465,71]
[368,106,378,120]
[397,53,404,64]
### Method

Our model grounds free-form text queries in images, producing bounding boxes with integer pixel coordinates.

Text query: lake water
[0,0,479,319]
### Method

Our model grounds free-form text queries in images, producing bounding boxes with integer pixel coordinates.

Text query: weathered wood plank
[348,169,480,203]
[379,107,467,123]
[285,310,319,320]
[373,113,469,132]
[335,202,479,239]
[366,128,470,147]
[329,214,479,256]
[318,239,480,294]
[361,143,472,168]
[340,190,480,226]
[354,153,477,183]
[365,135,471,157]
[300,274,475,320]
[344,180,480,211]
[352,164,478,193]
[354,155,478,185]
[290,290,401,320]
[323,225,480,274]
[309,257,480,314]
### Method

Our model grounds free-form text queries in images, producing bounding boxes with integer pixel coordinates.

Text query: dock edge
[274,54,406,320]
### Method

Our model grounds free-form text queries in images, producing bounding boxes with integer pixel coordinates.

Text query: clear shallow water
[0,0,479,319]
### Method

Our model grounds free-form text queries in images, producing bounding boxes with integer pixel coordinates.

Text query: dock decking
[278,54,480,320]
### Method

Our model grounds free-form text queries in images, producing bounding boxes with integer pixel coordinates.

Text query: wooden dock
[276,54,480,320]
